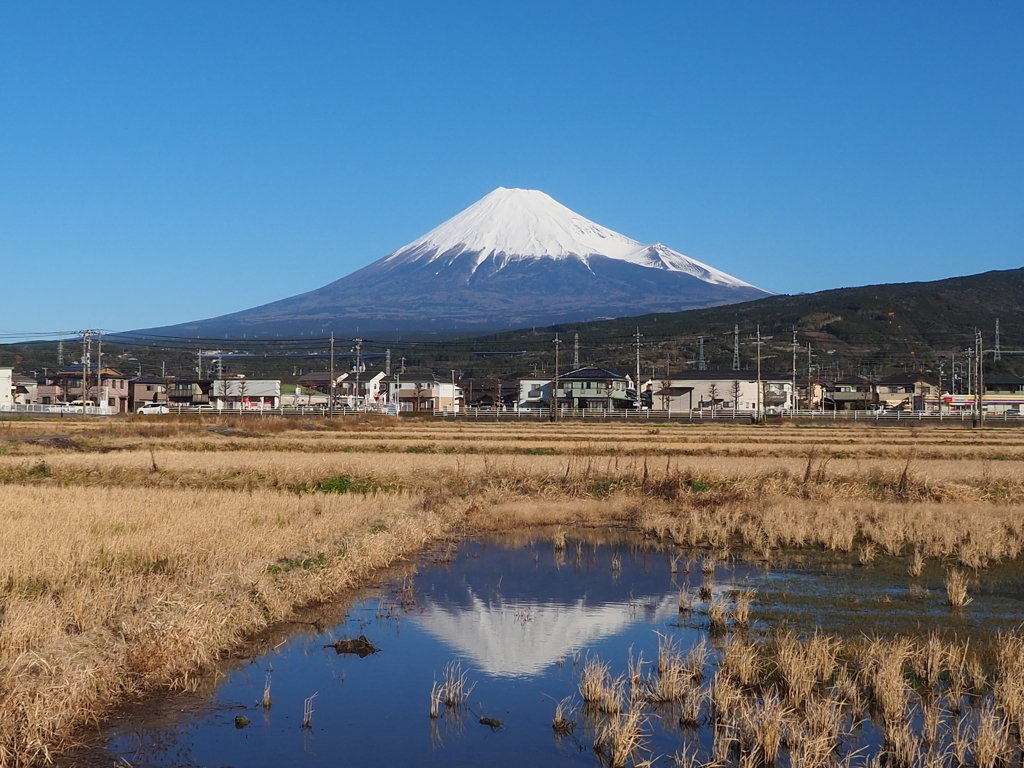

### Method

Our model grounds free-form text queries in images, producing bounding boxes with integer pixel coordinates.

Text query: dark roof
[297,371,334,384]
[558,367,628,380]
[57,365,128,378]
[664,370,790,381]
[985,374,1024,385]
[879,372,939,386]
[833,375,876,385]
[129,376,167,384]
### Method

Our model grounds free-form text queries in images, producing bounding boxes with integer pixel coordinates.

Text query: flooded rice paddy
[68,530,1024,767]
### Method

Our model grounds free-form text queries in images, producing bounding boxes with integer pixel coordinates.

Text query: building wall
[0,368,12,410]
[645,377,794,411]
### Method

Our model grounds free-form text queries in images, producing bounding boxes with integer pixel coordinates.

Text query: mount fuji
[140,188,770,338]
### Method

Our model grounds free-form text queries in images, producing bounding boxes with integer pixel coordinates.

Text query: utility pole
[698,337,706,371]
[329,334,335,417]
[791,327,798,414]
[77,330,90,404]
[756,326,763,421]
[634,327,643,406]
[977,329,985,426]
[733,325,740,371]
[552,334,561,421]
[352,338,363,404]
[96,330,103,408]
[573,332,579,369]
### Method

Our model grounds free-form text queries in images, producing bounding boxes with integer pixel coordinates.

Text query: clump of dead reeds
[593,705,648,768]
[553,527,567,553]
[552,696,577,735]
[580,655,611,705]
[441,660,476,708]
[733,588,755,626]
[907,548,925,578]
[945,569,972,607]
[707,595,730,631]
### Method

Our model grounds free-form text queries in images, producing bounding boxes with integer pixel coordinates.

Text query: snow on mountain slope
[383,187,759,289]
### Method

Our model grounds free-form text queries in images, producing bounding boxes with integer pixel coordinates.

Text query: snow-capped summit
[137,188,770,338]
[385,187,757,289]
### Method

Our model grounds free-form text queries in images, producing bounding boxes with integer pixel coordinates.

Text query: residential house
[211,378,281,409]
[553,368,634,410]
[824,376,878,411]
[983,374,1024,413]
[388,378,463,412]
[43,365,130,412]
[642,371,795,412]
[166,378,214,406]
[128,376,168,412]
[795,375,825,410]
[877,372,940,412]
[12,372,36,405]
[517,379,552,409]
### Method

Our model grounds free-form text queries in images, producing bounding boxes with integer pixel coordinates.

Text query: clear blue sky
[1,2,1021,334]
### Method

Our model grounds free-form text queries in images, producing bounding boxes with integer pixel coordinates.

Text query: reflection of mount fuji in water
[413,591,677,678]
[408,535,681,678]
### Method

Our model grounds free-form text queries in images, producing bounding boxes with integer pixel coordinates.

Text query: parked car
[137,402,169,415]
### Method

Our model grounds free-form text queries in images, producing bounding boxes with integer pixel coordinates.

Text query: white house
[642,371,794,413]
[517,378,552,408]
[388,378,462,412]
[211,378,281,409]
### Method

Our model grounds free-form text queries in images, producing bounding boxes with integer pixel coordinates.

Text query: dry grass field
[2,415,1024,765]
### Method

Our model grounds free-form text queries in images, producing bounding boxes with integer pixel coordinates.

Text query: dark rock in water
[326,635,379,657]
[234,715,250,728]
[479,717,503,730]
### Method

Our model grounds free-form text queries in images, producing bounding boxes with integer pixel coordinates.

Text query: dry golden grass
[1,418,1023,765]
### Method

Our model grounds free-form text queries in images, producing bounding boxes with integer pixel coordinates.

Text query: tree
[707,383,719,413]
[414,381,429,412]
[731,380,742,415]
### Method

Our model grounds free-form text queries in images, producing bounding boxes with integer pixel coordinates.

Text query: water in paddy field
[67,531,1024,767]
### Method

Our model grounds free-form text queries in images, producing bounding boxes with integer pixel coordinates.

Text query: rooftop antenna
[733,325,740,370]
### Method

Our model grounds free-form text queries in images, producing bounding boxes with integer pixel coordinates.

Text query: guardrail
[433,407,1024,423]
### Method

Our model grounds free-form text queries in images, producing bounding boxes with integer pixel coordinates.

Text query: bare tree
[731,380,742,415]
[235,377,249,411]
[707,383,720,413]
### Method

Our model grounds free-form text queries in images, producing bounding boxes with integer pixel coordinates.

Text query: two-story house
[553,368,633,410]
[877,372,940,412]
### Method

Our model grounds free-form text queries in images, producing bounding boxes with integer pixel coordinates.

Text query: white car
[137,402,169,415]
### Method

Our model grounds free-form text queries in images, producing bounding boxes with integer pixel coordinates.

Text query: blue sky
[1,2,1022,334]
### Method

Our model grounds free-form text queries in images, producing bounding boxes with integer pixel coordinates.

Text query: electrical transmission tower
[573,332,579,368]
[733,325,740,370]
[698,337,706,371]
[995,319,1001,362]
